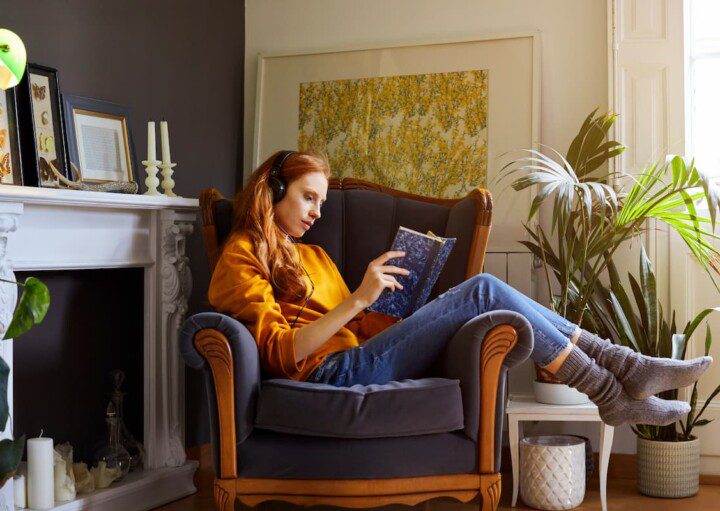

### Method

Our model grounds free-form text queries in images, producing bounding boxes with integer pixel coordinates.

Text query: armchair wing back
[201,177,493,292]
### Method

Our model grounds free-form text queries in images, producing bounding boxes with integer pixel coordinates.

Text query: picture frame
[16,63,69,188]
[62,94,137,185]
[0,87,24,186]
[252,32,540,251]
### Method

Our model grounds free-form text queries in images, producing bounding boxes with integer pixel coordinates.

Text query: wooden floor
[153,473,720,510]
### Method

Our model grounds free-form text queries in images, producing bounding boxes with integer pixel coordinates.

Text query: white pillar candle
[147,121,157,162]
[13,474,26,509]
[160,121,171,164]
[27,437,54,510]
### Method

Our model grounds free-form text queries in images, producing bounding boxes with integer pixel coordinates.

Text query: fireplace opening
[13,268,145,465]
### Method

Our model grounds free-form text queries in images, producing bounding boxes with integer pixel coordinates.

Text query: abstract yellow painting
[298,70,488,199]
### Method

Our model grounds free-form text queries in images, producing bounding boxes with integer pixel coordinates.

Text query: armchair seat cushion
[237,429,477,479]
[255,378,464,439]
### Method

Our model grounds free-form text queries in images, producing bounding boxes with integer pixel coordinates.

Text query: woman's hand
[351,251,410,309]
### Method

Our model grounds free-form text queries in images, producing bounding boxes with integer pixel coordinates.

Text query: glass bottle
[94,401,131,481]
[109,369,146,471]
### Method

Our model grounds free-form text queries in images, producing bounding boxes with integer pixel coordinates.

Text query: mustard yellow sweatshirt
[208,232,399,381]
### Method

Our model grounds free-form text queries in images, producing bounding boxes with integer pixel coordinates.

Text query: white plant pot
[637,437,700,498]
[520,435,586,510]
[533,381,590,405]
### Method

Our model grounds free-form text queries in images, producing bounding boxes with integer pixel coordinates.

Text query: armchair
[180,178,533,511]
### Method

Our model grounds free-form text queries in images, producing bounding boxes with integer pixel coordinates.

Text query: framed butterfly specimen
[0,87,23,186]
[16,63,69,188]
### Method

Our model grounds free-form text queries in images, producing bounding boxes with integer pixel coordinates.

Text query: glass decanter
[109,369,146,471]
[94,401,131,481]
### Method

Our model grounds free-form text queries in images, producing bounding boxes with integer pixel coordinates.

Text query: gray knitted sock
[577,329,713,400]
[555,346,690,426]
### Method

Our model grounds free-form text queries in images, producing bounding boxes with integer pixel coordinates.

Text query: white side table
[507,396,614,511]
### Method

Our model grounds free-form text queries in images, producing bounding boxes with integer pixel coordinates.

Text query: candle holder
[142,159,161,196]
[160,161,178,197]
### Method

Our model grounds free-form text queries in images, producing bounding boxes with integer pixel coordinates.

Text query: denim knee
[471,272,504,292]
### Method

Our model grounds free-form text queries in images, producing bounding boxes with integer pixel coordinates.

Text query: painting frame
[252,32,540,251]
[0,87,24,186]
[62,94,137,185]
[16,63,69,188]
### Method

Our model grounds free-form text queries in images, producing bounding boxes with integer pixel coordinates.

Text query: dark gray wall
[4,0,245,446]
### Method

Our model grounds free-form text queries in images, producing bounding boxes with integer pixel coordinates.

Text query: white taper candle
[160,121,171,164]
[147,121,156,162]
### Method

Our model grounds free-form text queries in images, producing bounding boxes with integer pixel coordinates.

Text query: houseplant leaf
[0,434,24,487]
[3,277,50,340]
[0,356,8,431]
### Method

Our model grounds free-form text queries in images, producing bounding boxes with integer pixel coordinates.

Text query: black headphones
[268,150,295,203]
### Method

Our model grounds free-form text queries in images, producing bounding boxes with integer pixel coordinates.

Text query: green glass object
[0,29,26,90]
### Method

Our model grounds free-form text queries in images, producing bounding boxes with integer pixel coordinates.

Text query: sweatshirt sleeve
[208,240,304,378]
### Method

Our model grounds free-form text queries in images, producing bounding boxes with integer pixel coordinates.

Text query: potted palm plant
[498,109,720,404]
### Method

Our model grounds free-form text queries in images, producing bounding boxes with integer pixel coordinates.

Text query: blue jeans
[307,273,578,387]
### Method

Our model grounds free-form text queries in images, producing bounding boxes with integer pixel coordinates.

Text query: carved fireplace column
[0,202,23,508]
[149,209,196,468]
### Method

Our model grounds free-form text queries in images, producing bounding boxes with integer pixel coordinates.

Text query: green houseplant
[603,246,718,497]
[500,108,720,497]
[0,276,49,486]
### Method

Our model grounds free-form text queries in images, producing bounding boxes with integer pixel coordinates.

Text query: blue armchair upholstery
[182,180,533,511]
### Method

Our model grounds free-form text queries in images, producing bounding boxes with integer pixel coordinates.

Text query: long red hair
[232,150,331,301]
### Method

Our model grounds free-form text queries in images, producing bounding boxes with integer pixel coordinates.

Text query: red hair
[232,150,331,301]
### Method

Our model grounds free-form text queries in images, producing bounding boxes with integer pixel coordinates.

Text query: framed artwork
[253,33,540,250]
[17,64,68,187]
[62,94,137,184]
[0,88,23,185]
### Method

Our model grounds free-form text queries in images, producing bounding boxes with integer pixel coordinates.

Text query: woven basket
[637,437,700,498]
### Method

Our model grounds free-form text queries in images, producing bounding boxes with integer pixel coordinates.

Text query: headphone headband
[270,150,295,177]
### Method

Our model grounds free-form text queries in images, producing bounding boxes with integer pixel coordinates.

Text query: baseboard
[186,443,214,492]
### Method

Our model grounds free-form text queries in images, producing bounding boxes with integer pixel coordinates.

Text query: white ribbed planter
[637,437,700,498]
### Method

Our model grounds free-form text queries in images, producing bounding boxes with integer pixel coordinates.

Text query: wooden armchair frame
[195,179,518,511]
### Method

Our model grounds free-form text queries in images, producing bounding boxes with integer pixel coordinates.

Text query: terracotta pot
[637,436,700,498]
[535,363,564,384]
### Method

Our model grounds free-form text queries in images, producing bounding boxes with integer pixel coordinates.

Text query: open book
[367,226,456,318]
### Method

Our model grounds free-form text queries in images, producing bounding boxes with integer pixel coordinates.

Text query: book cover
[367,226,456,318]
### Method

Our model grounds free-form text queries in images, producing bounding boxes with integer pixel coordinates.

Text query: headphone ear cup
[269,176,286,203]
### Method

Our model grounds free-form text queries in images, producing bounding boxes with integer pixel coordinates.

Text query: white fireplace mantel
[0,185,200,510]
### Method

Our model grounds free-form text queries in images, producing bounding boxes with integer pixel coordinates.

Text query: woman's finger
[375,251,406,265]
[378,265,410,275]
[381,276,403,290]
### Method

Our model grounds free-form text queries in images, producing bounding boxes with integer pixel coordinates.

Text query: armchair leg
[214,479,236,511]
[479,473,501,511]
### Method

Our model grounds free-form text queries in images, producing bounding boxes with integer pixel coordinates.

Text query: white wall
[244,0,608,181]
[243,0,638,454]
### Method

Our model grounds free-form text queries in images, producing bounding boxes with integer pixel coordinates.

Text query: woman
[209,150,712,427]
